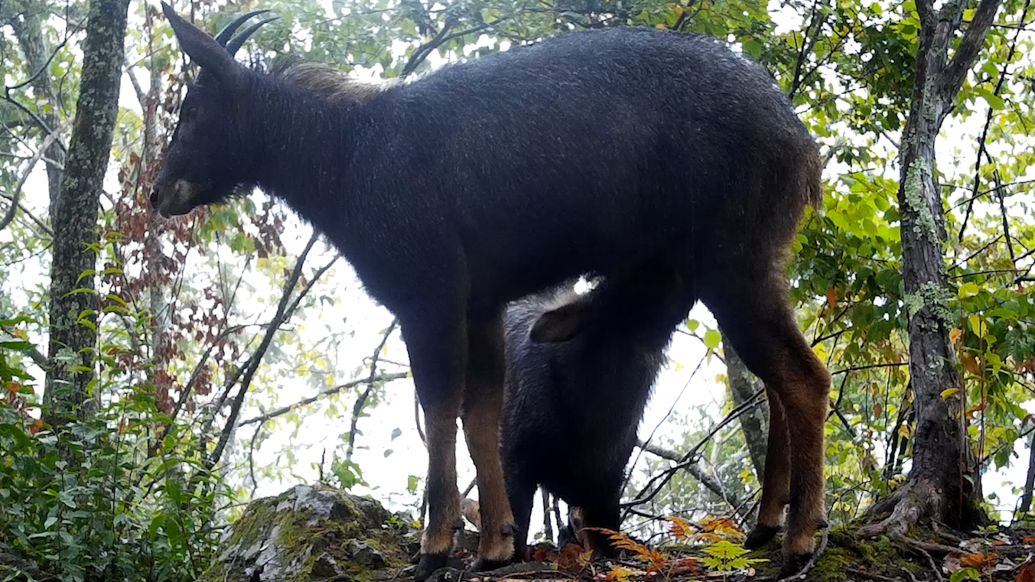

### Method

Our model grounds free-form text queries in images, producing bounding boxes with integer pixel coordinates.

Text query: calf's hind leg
[705,276,830,576]
[463,310,517,571]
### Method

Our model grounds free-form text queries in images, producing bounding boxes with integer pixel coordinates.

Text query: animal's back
[345,27,820,304]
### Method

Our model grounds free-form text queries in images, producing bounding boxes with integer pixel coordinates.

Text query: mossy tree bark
[43,0,130,427]
[859,0,1002,537]
[7,0,69,221]
[722,329,769,482]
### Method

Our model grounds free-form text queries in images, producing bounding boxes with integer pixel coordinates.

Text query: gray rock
[198,484,412,582]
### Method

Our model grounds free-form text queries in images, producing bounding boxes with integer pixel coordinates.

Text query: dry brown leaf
[1014,562,1035,582]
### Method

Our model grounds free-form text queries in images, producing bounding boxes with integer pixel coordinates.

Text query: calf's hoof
[415,553,449,582]
[744,524,780,550]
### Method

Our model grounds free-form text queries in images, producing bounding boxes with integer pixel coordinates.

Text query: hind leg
[462,310,517,571]
[745,386,791,549]
[705,275,830,575]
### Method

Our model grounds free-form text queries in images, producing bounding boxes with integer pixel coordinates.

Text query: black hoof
[472,558,511,573]
[415,554,449,582]
[776,552,812,580]
[744,525,780,550]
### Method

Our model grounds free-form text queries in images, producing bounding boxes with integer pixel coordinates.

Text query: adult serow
[152,6,830,578]
[500,260,694,560]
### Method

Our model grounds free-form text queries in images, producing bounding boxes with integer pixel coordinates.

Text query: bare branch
[205,234,321,470]
[0,127,61,233]
[623,388,765,510]
[636,439,745,513]
[345,320,399,463]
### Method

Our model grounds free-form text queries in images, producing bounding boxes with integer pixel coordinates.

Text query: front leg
[403,306,469,582]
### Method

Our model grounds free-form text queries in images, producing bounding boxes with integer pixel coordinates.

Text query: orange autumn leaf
[558,544,593,572]
[667,558,702,576]
[826,287,837,307]
[959,553,996,569]
[1014,561,1035,582]
[532,547,558,562]
[1024,537,1035,545]
[668,517,696,541]
[701,516,742,536]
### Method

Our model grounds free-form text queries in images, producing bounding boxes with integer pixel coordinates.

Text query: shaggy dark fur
[501,260,694,560]
[153,5,829,579]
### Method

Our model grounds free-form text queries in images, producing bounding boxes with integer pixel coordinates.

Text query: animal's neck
[243,76,363,219]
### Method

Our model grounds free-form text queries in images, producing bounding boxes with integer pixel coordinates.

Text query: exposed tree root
[858,481,936,541]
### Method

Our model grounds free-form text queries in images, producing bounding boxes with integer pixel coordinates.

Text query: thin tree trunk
[722,329,769,482]
[860,0,1002,537]
[43,0,131,426]
[1018,432,1035,515]
[9,0,68,222]
[541,487,554,543]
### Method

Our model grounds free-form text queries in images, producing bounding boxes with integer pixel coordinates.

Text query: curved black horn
[226,17,280,57]
[215,10,271,46]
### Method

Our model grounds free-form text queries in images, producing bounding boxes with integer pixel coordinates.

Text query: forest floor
[412,525,1035,582]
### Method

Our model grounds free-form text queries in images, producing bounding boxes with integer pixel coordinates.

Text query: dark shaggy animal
[501,261,693,560]
[153,6,831,578]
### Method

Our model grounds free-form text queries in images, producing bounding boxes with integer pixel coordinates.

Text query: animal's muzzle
[151,180,199,217]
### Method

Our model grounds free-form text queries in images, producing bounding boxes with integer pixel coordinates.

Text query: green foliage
[0,331,231,582]
[702,540,766,573]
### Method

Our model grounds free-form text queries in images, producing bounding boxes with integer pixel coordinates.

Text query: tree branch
[344,320,399,462]
[938,0,1008,103]
[204,234,320,470]
[0,127,61,233]
[238,372,410,427]
[636,440,745,513]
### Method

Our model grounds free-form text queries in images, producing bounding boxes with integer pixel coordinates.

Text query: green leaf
[704,330,722,349]
[950,568,980,582]
[974,88,1005,110]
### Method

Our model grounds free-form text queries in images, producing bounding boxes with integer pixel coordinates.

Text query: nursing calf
[501,261,692,560]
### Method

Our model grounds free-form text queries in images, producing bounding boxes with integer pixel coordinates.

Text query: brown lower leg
[462,314,515,564]
[757,387,791,529]
[779,354,830,556]
[422,409,463,556]
[709,283,830,561]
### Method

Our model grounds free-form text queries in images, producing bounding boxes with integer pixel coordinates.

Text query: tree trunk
[9,0,68,221]
[43,0,131,426]
[860,0,1002,537]
[1018,432,1035,516]
[722,329,769,482]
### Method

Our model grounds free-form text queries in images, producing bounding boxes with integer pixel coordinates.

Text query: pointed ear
[530,302,589,343]
[162,2,240,86]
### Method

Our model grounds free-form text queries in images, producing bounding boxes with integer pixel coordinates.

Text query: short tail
[798,141,825,210]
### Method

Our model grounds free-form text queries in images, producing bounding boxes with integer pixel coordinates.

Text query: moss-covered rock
[199,485,414,582]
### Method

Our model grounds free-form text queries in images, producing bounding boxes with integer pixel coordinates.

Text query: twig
[623,388,765,509]
[345,319,399,462]
[237,371,410,427]
[205,234,320,470]
[0,127,61,232]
